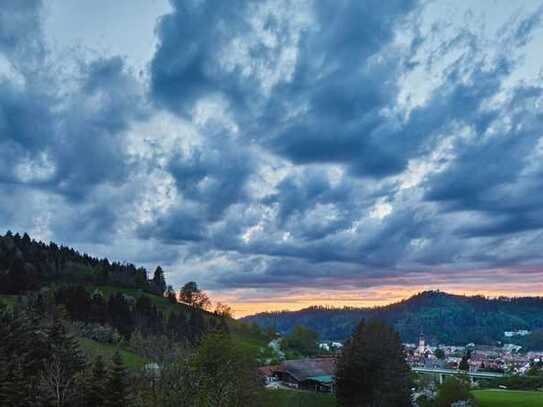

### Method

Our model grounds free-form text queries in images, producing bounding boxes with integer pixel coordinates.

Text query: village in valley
[256,328,543,398]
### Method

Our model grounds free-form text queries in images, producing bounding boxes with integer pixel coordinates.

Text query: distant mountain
[242,291,543,345]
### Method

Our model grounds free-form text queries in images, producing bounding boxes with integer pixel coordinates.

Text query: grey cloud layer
[2,0,543,294]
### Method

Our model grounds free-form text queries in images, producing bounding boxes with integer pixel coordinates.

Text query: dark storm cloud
[168,138,255,220]
[425,82,543,238]
[263,169,353,225]
[0,1,148,243]
[151,0,252,114]
[144,0,543,291]
[138,205,206,243]
[262,0,419,178]
[3,0,543,297]
[52,56,147,200]
[136,132,256,244]
[1,6,145,194]
[151,0,420,178]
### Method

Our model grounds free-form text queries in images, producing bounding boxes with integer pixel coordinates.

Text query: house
[274,358,336,393]
[319,343,330,352]
[257,365,280,386]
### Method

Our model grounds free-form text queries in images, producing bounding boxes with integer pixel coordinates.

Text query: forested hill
[0,230,164,295]
[0,231,272,406]
[0,231,235,350]
[242,291,543,345]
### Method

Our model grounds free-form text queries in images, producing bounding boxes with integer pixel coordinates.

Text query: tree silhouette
[178,281,210,310]
[152,266,167,295]
[336,320,412,407]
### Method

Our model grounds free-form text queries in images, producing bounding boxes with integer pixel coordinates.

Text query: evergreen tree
[86,356,108,407]
[39,318,87,406]
[336,320,412,407]
[152,266,167,295]
[107,293,134,339]
[104,351,130,407]
[0,363,28,407]
[167,311,189,343]
[0,307,49,405]
[48,318,86,373]
[188,311,207,344]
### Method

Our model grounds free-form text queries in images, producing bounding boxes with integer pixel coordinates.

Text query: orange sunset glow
[212,281,543,318]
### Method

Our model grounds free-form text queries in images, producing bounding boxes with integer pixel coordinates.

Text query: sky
[2,0,543,317]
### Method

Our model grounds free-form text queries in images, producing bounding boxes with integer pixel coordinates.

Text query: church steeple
[417,332,425,354]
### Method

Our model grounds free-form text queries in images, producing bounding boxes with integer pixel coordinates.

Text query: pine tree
[0,307,49,405]
[48,318,86,373]
[188,311,206,344]
[0,363,28,406]
[39,318,87,406]
[104,351,130,407]
[336,320,412,407]
[86,356,108,407]
[152,266,167,295]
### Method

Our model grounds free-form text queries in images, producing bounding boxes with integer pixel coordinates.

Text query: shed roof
[305,375,334,383]
[281,358,336,382]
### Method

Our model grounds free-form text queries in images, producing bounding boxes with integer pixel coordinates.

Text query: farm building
[273,358,336,392]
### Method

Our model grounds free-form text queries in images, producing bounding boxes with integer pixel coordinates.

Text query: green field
[473,389,543,407]
[262,389,543,407]
[0,294,18,308]
[261,390,337,407]
[79,337,147,369]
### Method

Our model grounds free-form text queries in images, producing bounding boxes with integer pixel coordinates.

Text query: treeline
[0,231,164,295]
[53,286,223,344]
[244,290,543,344]
[0,299,260,407]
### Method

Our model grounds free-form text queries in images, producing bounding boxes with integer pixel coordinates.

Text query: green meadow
[78,337,147,369]
[261,389,543,407]
[473,389,543,407]
[261,390,337,407]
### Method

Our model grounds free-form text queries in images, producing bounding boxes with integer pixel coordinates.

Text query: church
[416,333,434,357]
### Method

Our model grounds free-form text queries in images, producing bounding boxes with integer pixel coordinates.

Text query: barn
[274,358,336,392]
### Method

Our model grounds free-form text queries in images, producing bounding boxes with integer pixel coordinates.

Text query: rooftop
[281,358,336,382]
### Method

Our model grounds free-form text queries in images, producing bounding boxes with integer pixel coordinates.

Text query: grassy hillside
[79,337,147,369]
[260,389,543,407]
[0,294,17,308]
[473,389,543,407]
[261,390,337,407]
